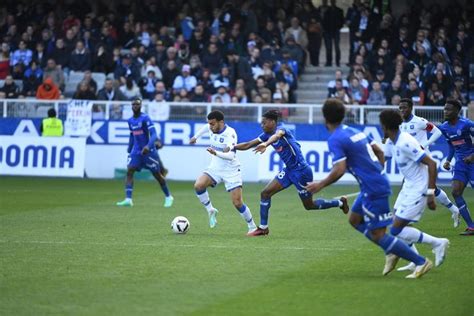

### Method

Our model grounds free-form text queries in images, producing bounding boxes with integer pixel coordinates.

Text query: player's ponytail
[262,109,281,122]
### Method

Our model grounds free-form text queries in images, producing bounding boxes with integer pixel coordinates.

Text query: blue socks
[313,198,340,209]
[260,199,271,226]
[125,183,133,199]
[377,234,425,266]
[161,183,170,197]
[455,196,474,228]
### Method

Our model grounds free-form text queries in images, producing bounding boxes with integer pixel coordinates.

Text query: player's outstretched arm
[230,138,262,152]
[189,124,209,144]
[254,130,285,154]
[305,160,347,194]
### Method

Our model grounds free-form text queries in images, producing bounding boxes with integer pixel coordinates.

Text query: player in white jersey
[189,110,257,234]
[399,98,460,227]
[380,110,449,277]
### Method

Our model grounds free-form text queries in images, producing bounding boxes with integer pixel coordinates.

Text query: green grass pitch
[1,177,472,315]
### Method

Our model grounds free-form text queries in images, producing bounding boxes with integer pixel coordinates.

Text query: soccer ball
[171,216,190,234]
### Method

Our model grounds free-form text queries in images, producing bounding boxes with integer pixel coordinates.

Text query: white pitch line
[333,192,360,199]
[0,239,350,252]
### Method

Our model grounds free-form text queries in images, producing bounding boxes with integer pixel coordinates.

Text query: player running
[116,98,174,207]
[380,109,449,276]
[189,110,257,234]
[228,109,348,237]
[398,98,460,227]
[438,99,474,236]
[306,99,432,279]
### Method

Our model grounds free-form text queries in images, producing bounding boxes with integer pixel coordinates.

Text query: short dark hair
[262,109,281,122]
[399,98,413,108]
[322,98,345,124]
[379,109,403,130]
[445,98,462,111]
[207,110,225,121]
[47,108,56,118]
[132,98,142,105]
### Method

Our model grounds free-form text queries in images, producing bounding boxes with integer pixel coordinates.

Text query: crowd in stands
[327,0,473,106]
[0,0,318,109]
[0,0,472,112]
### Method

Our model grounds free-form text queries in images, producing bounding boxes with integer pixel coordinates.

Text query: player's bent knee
[390,226,403,236]
[260,190,271,200]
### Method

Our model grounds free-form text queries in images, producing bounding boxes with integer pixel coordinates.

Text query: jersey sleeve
[328,136,346,165]
[383,141,394,158]
[258,132,269,143]
[226,129,238,149]
[401,136,426,162]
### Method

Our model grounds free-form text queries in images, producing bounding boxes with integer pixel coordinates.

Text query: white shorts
[394,190,426,222]
[204,167,243,192]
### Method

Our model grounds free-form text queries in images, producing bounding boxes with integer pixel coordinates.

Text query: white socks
[436,188,459,214]
[196,190,214,212]
[239,205,256,230]
[398,226,441,247]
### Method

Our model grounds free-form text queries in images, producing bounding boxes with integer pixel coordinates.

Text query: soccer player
[398,98,460,227]
[189,110,257,234]
[380,109,449,275]
[116,98,174,207]
[438,99,474,236]
[305,99,432,279]
[228,109,348,236]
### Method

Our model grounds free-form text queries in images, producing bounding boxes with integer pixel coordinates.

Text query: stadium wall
[0,119,453,183]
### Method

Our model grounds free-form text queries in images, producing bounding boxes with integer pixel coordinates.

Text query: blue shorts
[453,160,474,187]
[274,165,313,199]
[128,151,161,173]
[352,193,393,230]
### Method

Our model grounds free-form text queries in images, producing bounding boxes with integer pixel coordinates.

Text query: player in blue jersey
[305,99,433,278]
[228,110,348,236]
[438,99,474,236]
[116,98,174,207]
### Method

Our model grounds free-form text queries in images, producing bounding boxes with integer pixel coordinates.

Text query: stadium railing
[0,99,468,125]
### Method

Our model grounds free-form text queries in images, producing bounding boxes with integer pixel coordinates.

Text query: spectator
[201,43,222,76]
[172,64,197,93]
[425,82,445,106]
[347,77,367,104]
[0,75,20,98]
[328,79,347,98]
[284,17,308,50]
[114,54,141,84]
[390,94,401,105]
[211,84,231,103]
[328,70,349,95]
[73,81,97,100]
[50,38,70,69]
[10,40,32,67]
[139,69,160,100]
[226,49,254,88]
[404,79,425,105]
[120,77,142,100]
[162,60,180,90]
[281,36,304,74]
[148,92,170,121]
[36,77,61,100]
[43,59,65,91]
[214,66,232,89]
[366,81,386,105]
[33,42,48,68]
[22,61,43,97]
[307,17,322,67]
[92,44,114,74]
[97,79,127,101]
[155,81,171,101]
[385,79,404,105]
[375,69,389,91]
[81,71,97,94]
[322,0,344,66]
[190,84,208,102]
[69,40,92,71]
